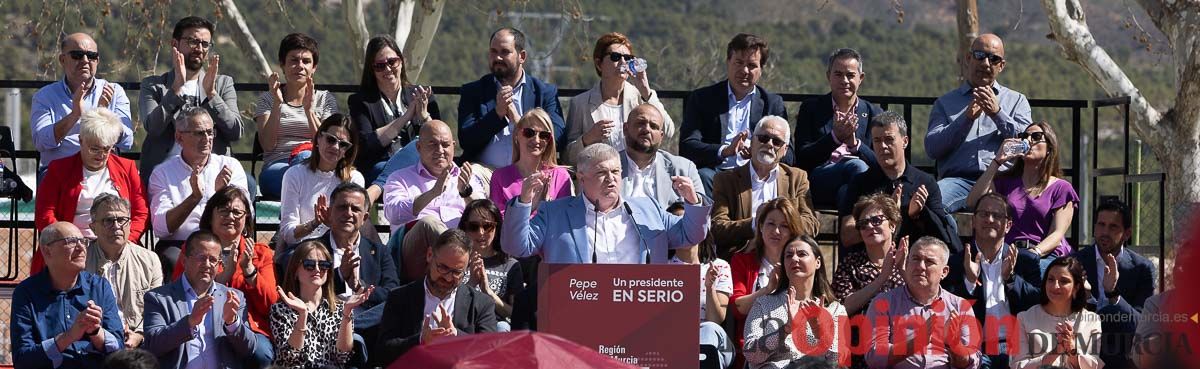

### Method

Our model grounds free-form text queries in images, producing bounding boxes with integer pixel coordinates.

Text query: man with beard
[374,229,496,365]
[84,194,163,349]
[139,16,243,188]
[619,103,706,206]
[867,237,981,369]
[792,48,883,208]
[31,32,134,176]
[1069,198,1156,368]
[149,108,249,277]
[710,116,818,253]
[680,33,790,194]
[839,112,960,253]
[458,27,565,168]
[12,222,125,369]
[926,34,1031,213]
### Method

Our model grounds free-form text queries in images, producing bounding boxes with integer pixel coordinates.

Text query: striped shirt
[253,89,339,163]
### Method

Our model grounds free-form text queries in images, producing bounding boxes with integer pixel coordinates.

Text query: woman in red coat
[729,197,807,368]
[33,108,148,273]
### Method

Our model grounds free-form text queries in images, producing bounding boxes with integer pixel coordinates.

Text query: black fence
[0,80,1166,288]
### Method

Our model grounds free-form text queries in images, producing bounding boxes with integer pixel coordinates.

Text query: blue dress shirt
[11,270,124,369]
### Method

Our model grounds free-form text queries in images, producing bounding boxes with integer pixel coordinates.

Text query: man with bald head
[12,222,125,368]
[926,34,1032,213]
[31,33,134,175]
[710,116,819,252]
[383,120,486,281]
[619,103,706,206]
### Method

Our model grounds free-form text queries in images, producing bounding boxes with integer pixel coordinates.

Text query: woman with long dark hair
[1012,256,1103,369]
[729,198,806,368]
[460,199,523,332]
[278,114,365,246]
[271,241,373,368]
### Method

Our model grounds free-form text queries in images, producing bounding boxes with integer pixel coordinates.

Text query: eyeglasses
[433,261,467,277]
[183,129,215,138]
[217,207,247,219]
[608,52,635,62]
[855,215,887,230]
[179,37,213,50]
[50,237,89,249]
[302,259,334,272]
[98,216,131,228]
[520,127,552,141]
[66,50,100,61]
[191,254,221,266]
[372,57,402,72]
[755,134,786,148]
[85,144,113,156]
[464,221,496,233]
[321,132,353,150]
[975,210,1009,221]
[1017,131,1047,143]
[970,50,1004,64]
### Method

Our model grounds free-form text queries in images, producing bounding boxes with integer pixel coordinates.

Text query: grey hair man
[85,194,163,348]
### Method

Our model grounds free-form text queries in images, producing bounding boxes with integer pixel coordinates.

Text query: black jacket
[347,86,442,171]
[373,280,497,366]
[791,93,883,171]
[679,80,791,169]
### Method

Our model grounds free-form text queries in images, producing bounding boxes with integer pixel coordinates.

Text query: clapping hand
[98,83,115,108]
[277,287,309,315]
[189,294,214,327]
[344,285,375,311]
[907,185,928,219]
[202,55,220,97]
[421,304,457,344]
[458,163,474,195]
[222,291,241,325]
[268,73,284,106]
[1103,253,1120,294]
[722,131,749,159]
[171,47,188,95]
[963,243,981,287]
[519,171,549,205]
[214,165,233,192]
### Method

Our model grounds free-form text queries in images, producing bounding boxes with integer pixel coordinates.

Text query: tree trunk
[956,0,979,80]
[392,0,417,50]
[1041,0,1200,245]
[403,0,446,83]
[216,0,273,79]
[345,0,371,54]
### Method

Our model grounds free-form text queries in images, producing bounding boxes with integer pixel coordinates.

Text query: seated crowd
[12,16,1172,369]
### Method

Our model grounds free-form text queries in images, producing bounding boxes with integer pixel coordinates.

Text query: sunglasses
[608,52,635,62]
[855,215,887,230]
[755,134,786,148]
[521,127,552,141]
[975,210,1009,221]
[372,57,402,72]
[184,128,214,138]
[322,132,353,150]
[1017,131,1047,142]
[67,50,101,61]
[970,50,1004,64]
[302,259,334,272]
[464,221,496,233]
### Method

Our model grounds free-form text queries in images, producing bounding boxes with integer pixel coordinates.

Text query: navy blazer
[679,80,790,169]
[791,93,883,171]
[944,243,1042,324]
[456,74,565,162]
[1072,245,1157,311]
[347,87,442,171]
[141,279,259,369]
[373,280,497,366]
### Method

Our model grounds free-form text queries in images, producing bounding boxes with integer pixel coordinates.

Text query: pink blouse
[489,165,573,215]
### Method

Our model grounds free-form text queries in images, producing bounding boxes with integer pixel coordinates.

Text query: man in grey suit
[139,16,243,187]
[141,231,268,369]
[620,103,707,206]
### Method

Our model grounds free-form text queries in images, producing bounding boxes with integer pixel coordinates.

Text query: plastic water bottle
[1004,140,1030,156]
[626,58,648,74]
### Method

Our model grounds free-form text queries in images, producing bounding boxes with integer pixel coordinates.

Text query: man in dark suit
[1071,198,1156,368]
[710,116,818,253]
[141,231,265,369]
[374,229,497,366]
[792,48,883,208]
[457,27,565,168]
[679,33,789,194]
[943,192,1040,368]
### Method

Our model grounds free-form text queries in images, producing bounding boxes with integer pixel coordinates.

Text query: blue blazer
[501,196,711,264]
[1072,245,1157,311]
[141,279,260,369]
[679,80,791,169]
[791,93,883,171]
[457,74,566,162]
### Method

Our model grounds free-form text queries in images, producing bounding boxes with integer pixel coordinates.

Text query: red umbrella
[387,331,641,369]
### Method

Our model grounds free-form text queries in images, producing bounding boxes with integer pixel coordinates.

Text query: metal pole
[1132,139,1142,246]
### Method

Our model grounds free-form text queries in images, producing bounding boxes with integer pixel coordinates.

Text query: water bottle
[1003,140,1030,157]
[625,58,648,74]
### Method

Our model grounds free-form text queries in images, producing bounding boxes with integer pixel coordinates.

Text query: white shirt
[754,257,775,292]
[423,277,458,331]
[278,165,365,245]
[963,245,1012,341]
[74,167,119,238]
[623,153,656,200]
[718,83,756,170]
[584,198,643,264]
[478,75,528,169]
[593,102,626,151]
[670,257,733,322]
[148,154,249,240]
[749,166,779,224]
[330,234,362,298]
[1094,246,1124,308]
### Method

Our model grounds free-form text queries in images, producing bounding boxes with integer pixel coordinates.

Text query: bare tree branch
[217,0,273,79]
[404,0,447,83]
[345,0,371,53]
[393,0,417,50]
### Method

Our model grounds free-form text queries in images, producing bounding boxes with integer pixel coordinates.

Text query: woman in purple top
[489,108,573,215]
[967,121,1078,268]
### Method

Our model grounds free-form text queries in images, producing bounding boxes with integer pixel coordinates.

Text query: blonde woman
[488,108,573,215]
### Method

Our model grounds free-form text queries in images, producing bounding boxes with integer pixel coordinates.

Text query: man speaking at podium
[502,143,710,264]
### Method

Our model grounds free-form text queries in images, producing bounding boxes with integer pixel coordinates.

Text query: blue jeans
[372,142,421,188]
[700,321,732,369]
[247,332,274,368]
[938,177,976,213]
[810,159,869,208]
[258,150,312,200]
[698,167,718,197]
